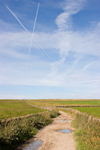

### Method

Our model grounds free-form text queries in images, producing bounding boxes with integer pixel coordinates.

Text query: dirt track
[33,111,76,150]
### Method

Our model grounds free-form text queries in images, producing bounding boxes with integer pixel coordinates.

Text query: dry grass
[59,108,100,150]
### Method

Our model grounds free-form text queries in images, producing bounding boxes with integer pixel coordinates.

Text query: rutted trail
[34,111,76,150]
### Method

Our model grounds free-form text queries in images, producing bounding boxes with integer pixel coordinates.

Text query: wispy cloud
[0,0,100,99]
[82,59,100,71]
[5,4,49,58]
[56,0,86,31]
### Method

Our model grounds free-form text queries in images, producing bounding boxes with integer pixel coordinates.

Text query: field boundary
[26,101,52,110]
[59,107,100,122]
[0,102,53,123]
[55,105,100,107]
[0,111,50,124]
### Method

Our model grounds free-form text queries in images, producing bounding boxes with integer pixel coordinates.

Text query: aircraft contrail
[26,3,40,67]
[5,4,49,58]
[30,3,49,58]
[33,3,40,35]
[34,40,49,57]
[5,5,28,33]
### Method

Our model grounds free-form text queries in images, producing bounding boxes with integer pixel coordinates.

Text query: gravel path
[34,111,76,150]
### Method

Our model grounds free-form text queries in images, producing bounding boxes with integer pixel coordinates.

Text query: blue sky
[0,0,100,99]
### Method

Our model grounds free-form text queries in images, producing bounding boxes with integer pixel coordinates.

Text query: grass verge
[72,113,100,150]
[0,110,59,150]
[59,108,100,150]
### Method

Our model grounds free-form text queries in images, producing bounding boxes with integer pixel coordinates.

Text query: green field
[0,100,46,119]
[72,107,100,118]
[27,99,100,118]
[1,99,100,119]
[27,99,100,106]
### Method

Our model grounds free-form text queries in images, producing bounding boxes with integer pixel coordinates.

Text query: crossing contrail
[5,4,49,59]
[30,3,49,58]
[26,3,40,67]
[34,40,49,57]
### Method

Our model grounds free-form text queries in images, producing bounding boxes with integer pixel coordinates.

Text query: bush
[0,110,59,150]
[49,110,60,118]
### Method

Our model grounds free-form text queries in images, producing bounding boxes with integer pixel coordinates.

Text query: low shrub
[49,110,60,118]
[0,110,59,150]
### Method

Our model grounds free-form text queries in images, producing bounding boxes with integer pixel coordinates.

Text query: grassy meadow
[0,99,100,150]
[27,99,100,107]
[0,100,46,119]
[1,99,100,119]
[72,107,100,118]
[27,99,100,118]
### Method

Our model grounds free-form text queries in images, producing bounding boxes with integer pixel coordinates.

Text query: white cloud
[0,0,100,95]
[0,25,100,59]
[56,0,86,31]
[0,22,100,87]
[56,12,70,30]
